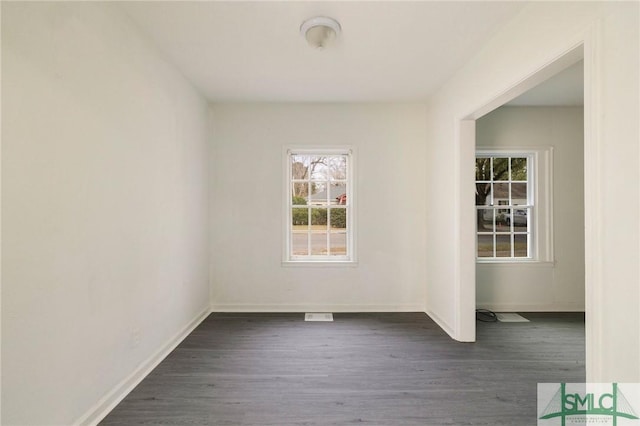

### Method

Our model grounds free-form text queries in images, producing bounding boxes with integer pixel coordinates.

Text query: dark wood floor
[100,312,585,425]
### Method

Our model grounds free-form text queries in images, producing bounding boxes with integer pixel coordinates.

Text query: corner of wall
[75,308,211,426]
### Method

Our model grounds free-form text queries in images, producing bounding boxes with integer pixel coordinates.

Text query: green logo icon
[539,383,639,425]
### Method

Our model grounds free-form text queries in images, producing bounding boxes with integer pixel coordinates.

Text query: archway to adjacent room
[456,41,598,378]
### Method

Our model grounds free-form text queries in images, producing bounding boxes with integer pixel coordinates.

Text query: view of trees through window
[288,153,350,258]
[476,155,531,259]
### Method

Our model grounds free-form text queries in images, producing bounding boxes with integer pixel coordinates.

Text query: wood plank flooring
[100,312,585,425]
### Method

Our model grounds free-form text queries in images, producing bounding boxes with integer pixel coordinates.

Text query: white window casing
[475,147,553,263]
[283,146,356,265]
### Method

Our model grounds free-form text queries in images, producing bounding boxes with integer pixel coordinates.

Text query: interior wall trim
[210,304,426,313]
[75,307,211,426]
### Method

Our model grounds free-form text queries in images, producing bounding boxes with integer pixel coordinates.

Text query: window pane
[511,157,527,180]
[496,211,509,229]
[511,183,527,205]
[291,155,310,180]
[330,208,347,230]
[330,231,347,256]
[475,152,535,261]
[329,156,348,181]
[292,182,309,201]
[513,208,528,231]
[478,208,495,232]
[292,232,309,256]
[493,183,509,204]
[292,208,308,226]
[310,232,328,255]
[514,234,528,257]
[493,158,509,180]
[308,182,328,205]
[287,150,352,261]
[309,156,329,181]
[476,158,491,181]
[504,209,511,228]
[477,234,494,258]
[476,182,491,206]
[310,208,327,227]
[329,183,347,205]
[496,235,511,257]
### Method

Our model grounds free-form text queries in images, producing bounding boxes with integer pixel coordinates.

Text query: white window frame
[475,147,554,263]
[283,146,356,265]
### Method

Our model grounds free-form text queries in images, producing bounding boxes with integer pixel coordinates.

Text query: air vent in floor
[305,313,334,322]
[496,313,530,322]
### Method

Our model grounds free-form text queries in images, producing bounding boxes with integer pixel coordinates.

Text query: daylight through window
[476,154,533,260]
[286,149,353,262]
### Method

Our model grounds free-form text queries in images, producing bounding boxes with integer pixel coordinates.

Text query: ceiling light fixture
[300,16,341,49]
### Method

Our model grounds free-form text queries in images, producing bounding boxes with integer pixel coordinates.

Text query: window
[476,153,534,260]
[285,148,354,263]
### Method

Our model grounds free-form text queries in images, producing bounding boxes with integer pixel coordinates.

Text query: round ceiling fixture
[300,16,341,49]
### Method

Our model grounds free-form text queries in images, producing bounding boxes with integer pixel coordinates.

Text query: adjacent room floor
[100,312,585,425]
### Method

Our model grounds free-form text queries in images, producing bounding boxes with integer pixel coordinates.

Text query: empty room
[2,1,638,425]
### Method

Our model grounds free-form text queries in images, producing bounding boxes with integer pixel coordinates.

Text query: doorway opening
[474,59,584,316]
[457,44,591,358]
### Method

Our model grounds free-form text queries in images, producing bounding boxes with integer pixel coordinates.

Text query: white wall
[1,3,210,424]
[210,104,427,312]
[476,106,584,312]
[425,1,639,381]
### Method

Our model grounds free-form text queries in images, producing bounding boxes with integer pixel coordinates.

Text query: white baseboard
[424,308,456,338]
[476,303,585,312]
[75,307,211,426]
[210,303,425,313]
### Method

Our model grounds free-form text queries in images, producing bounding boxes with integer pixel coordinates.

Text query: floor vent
[496,313,530,322]
[305,313,334,322]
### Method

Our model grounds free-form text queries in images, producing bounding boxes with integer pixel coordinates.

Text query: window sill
[476,259,555,267]
[282,260,358,268]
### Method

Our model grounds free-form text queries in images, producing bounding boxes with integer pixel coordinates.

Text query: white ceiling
[507,60,584,106]
[121,1,528,102]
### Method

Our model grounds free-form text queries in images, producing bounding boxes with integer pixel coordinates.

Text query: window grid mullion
[307,181,311,256]
[326,207,331,256]
[287,151,352,261]
[476,153,534,260]
[493,234,497,258]
[489,157,495,208]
